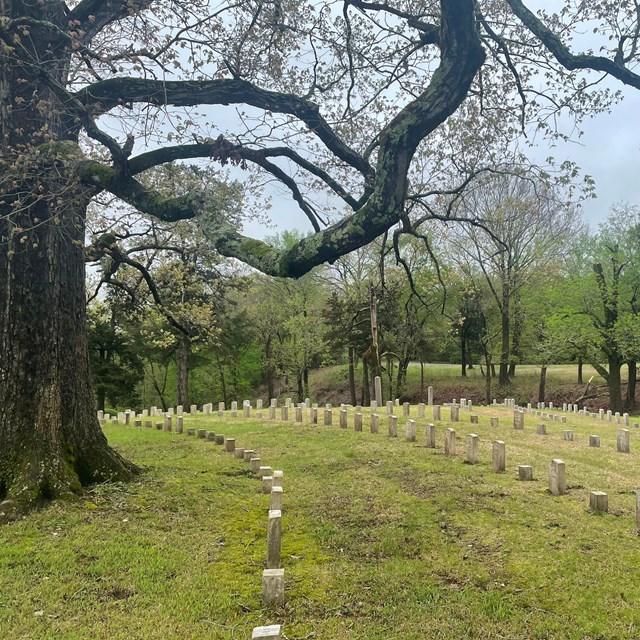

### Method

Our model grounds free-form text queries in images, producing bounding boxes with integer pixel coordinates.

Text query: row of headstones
[97,382,440,427]
[439,428,566,491]
[337,412,640,523]
[514,411,635,453]
[463,428,640,520]
[221,400,452,425]
[226,400,635,458]
[502,401,638,427]
[499,416,640,519]
[188,425,286,634]
[185,431,287,629]
[304,404,640,525]
[125,410,287,637]
[99,394,637,429]
[240,403,487,430]
[97,408,191,426]
[109,399,634,633]
[104,414,188,432]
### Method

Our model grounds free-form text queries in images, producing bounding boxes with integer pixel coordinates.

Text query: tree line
[90,172,640,415]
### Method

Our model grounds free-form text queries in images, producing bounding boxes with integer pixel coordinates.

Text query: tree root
[0,442,139,523]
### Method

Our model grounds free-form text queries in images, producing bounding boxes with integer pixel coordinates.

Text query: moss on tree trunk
[0,175,138,522]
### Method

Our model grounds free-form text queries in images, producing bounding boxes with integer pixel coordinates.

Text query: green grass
[2,406,640,638]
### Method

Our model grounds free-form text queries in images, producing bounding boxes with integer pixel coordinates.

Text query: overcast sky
[244,84,640,240]
[540,86,640,229]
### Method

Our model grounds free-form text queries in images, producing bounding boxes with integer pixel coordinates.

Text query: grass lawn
[2,406,640,639]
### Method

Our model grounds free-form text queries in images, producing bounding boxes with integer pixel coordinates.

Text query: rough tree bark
[0,1,136,520]
[0,201,136,520]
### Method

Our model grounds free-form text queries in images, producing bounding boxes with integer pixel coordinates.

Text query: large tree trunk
[177,334,190,406]
[0,6,136,519]
[0,194,137,521]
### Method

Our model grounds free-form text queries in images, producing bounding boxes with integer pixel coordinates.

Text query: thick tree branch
[506,0,640,89]
[129,142,359,209]
[67,0,152,44]
[74,77,374,178]
[78,0,484,278]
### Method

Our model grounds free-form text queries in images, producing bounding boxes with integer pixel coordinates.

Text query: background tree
[542,205,640,411]
[87,302,144,412]
[320,247,376,404]
[448,173,582,385]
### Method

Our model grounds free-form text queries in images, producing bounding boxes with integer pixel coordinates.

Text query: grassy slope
[2,405,640,639]
[311,363,609,408]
